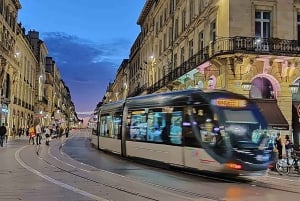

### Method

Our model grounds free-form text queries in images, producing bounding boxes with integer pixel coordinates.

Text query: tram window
[182,107,201,147]
[170,111,182,144]
[99,114,112,137]
[112,113,122,139]
[147,110,167,142]
[129,111,147,141]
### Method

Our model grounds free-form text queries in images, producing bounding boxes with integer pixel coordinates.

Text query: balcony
[130,36,300,97]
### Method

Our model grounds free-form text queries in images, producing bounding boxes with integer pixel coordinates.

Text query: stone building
[0,0,77,135]
[105,0,300,149]
[8,24,37,134]
[0,0,21,134]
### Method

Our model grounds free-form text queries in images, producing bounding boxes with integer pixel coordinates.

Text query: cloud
[40,32,129,111]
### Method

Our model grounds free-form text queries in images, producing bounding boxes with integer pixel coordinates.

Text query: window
[169,27,173,46]
[210,20,216,41]
[113,112,122,139]
[189,0,195,23]
[181,9,186,32]
[180,47,185,63]
[199,0,205,13]
[170,110,183,144]
[147,110,167,142]
[189,40,193,58]
[129,110,147,141]
[175,18,179,39]
[297,14,300,45]
[163,33,167,51]
[198,31,204,51]
[174,53,178,68]
[255,11,270,38]
[99,114,112,137]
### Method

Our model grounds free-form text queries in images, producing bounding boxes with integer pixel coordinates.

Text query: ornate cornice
[137,0,155,25]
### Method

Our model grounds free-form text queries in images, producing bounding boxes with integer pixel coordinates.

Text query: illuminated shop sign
[212,99,247,108]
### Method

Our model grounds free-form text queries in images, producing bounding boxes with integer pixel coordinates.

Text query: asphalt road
[0,129,299,201]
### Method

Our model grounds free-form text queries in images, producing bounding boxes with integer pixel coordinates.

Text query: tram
[91,89,275,175]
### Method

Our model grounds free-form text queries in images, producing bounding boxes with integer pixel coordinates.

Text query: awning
[252,99,289,130]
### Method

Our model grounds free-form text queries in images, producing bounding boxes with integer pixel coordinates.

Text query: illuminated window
[255,11,271,38]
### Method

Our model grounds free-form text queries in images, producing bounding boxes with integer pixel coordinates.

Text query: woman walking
[28,124,36,145]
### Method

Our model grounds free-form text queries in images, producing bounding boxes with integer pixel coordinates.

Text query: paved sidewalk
[1,134,300,194]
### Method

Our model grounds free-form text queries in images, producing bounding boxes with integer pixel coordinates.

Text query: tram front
[190,96,274,175]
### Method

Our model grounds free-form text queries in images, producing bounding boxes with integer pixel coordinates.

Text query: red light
[226,162,243,170]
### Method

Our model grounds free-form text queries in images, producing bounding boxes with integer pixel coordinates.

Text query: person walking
[28,124,35,145]
[35,123,42,145]
[275,132,283,159]
[0,123,7,147]
[5,123,8,143]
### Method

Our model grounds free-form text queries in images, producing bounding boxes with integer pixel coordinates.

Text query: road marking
[15,146,109,201]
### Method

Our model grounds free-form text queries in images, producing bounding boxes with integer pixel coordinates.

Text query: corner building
[114,0,300,150]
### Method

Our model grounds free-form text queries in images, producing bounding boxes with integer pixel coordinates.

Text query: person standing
[285,135,293,158]
[274,133,283,159]
[0,123,7,147]
[35,123,42,145]
[65,127,69,138]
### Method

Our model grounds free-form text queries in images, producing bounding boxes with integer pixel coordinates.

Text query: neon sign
[212,99,247,108]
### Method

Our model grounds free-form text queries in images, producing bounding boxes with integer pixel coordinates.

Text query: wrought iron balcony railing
[140,36,300,96]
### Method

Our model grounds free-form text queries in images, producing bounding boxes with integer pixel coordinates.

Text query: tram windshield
[223,109,267,149]
[192,105,270,151]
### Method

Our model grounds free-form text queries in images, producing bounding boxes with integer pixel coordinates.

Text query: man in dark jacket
[0,123,7,147]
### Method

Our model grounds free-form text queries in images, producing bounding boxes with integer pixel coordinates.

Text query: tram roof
[125,89,247,109]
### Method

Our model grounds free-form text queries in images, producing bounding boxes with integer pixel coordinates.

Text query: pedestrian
[5,123,8,143]
[0,123,7,147]
[285,135,293,164]
[65,127,69,138]
[274,132,283,159]
[45,126,51,145]
[28,124,35,145]
[35,123,42,145]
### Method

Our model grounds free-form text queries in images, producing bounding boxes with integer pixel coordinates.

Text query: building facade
[0,0,77,136]
[104,0,300,149]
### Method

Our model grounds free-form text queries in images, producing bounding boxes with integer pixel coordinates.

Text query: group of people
[28,123,69,145]
[0,121,70,147]
[274,133,293,159]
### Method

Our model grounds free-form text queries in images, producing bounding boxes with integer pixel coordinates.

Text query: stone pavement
[1,134,300,194]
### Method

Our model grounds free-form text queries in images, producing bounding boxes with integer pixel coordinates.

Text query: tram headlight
[226,162,243,170]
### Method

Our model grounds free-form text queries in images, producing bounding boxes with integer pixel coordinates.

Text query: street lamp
[289,84,299,94]
[241,82,252,91]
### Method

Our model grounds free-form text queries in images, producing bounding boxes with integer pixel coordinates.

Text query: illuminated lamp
[241,82,252,91]
[288,84,299,94]
[226,162,243,170]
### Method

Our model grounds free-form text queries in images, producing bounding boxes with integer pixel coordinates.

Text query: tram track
[58,133,300,199]
[41,148,227,201]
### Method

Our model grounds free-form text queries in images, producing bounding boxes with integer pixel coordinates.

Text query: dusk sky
[18,0,145,114]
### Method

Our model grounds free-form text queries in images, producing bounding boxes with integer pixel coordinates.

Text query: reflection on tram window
[113,113,122,139]
[129,111,147,141]
[147,110,166,142]
[170,111,182,144]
